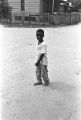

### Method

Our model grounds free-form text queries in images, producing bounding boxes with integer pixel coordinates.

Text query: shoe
[44,82,49,86]
[34,82,42,86]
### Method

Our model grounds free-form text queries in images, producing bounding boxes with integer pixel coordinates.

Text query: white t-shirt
[36,42,48,65]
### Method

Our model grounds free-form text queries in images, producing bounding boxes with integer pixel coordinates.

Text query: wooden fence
[49,12,81,25]
[0,12,81,26]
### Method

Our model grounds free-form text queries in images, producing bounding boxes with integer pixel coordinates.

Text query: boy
[34,29,50,86]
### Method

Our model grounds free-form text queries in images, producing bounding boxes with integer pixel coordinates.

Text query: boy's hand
[35,61,40,66]
[35,54,44,66]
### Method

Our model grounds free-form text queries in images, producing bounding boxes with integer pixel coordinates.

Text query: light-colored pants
[36,64,49,83]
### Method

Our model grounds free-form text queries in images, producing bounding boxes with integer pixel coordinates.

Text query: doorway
[44,0,53,13]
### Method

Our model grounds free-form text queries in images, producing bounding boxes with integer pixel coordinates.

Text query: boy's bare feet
[44,82,50,86]
[34,82,42,86]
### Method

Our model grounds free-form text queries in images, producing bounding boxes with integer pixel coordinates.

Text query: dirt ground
[0,24,81,120]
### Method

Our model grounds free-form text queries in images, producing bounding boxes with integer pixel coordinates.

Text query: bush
[0,1,12,19]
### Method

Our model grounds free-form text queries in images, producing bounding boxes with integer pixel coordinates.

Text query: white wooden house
[7,0,55,23]
[8,0,42,14]
[8,0,54,14]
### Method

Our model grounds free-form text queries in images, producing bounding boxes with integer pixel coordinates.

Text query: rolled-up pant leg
[36,64,42,82]
[41,64,49,83]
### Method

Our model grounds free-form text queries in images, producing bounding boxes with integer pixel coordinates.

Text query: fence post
[28,12,30,25]
[12,13,15,23]
[79,12,80,22]
[48,13,50,26]
[69,12,71,25]
[21,12,24,25]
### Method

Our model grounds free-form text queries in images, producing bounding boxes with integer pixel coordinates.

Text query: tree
[0,0,12,18]
[70,0,81,11]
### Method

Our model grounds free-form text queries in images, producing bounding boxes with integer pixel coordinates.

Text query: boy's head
[36,29,44,42]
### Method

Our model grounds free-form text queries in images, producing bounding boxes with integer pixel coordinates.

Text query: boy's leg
[34,64,42,86]
[41,65,49,86]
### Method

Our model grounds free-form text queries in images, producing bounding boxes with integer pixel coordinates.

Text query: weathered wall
[25,0,40,14]
[8,0,42,14]
[40,0,44,13]
[8,0,21,12]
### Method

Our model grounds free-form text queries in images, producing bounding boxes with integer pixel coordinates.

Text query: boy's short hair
[36,29,44,37]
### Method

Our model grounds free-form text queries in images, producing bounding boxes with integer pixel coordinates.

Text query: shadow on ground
[49,81,76,92]
[0,22,80,28]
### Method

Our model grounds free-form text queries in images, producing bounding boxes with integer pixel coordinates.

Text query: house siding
[25,0,40,14]
[40,0,44,13]
[8,0,42,14]
[8,0,21,12]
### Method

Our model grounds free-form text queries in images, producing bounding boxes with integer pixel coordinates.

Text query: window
[21,0,25,11]
[15,16,22,20]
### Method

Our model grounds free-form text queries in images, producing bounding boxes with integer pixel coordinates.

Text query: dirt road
[0,24,81,120]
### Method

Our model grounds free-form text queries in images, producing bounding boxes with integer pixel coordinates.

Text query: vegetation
[68,0,81,12]
[0,0,12,19]
[72,2,81,11]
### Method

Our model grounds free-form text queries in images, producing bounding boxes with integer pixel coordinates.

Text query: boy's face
[36,32,44,42]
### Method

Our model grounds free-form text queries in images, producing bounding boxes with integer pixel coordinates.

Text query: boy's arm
[35,54,44,66]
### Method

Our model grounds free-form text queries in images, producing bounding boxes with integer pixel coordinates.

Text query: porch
[41,0,54,13]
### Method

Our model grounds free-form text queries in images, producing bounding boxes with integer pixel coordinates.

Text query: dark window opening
[24,16,29,21]
[24,16,36,21]
[30,16,36,21]
[15,16,22,20]
[21,0,25,11]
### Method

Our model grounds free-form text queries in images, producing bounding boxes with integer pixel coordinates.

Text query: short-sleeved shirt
[36,42,48,65]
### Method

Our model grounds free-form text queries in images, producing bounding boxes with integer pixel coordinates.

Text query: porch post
[52,0,54,14]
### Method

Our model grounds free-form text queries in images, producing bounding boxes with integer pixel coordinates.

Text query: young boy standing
[34,29,50,86]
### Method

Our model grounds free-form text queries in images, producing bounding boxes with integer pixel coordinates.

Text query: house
[8,0,54,15]
[7,0,55,23]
